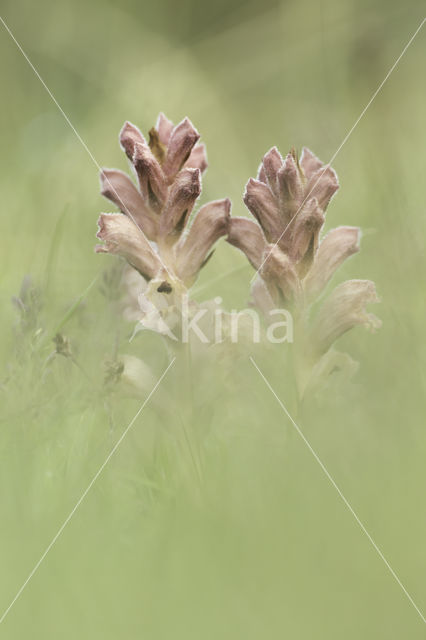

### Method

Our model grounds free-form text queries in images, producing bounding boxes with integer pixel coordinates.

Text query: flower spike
[96,114,227,290]
[227,143,380,395]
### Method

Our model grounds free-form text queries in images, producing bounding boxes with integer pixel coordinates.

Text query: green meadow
[0,0,425,637]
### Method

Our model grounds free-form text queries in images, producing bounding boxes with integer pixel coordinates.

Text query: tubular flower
[228,145,381,393]
[96,113,229,292]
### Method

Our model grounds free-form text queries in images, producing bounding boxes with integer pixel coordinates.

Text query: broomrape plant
[96,113,381,398]
[96,113,229,291]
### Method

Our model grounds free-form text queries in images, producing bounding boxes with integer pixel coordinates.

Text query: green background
[0,0,425,637]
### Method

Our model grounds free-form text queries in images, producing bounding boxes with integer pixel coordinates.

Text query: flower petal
[243,178,282,243]
[96,213,163,281]
[277,153,303,221]
[309,279,381,355]
[162,117,200,181]
[132,142,167,209]
[159,168,201,240]
[262,147,283,197]
[305,165,339,211]
[119,121,146,160]
[156,112,174,145]
[304,226,361,301]
[227,217,267,270]
[257,162,267,183]
[100,169,157,240]
[300,147,323,179]
[288,197,325,269]
[260,244,301,307]
[185,143,208,173]
[176,198,231,284]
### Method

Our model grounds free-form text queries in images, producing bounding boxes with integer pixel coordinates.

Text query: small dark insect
[157,281,173,294]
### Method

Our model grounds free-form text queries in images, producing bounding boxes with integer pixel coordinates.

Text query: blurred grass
[0,0,425,637]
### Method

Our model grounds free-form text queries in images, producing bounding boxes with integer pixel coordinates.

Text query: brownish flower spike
[96,114,227,290]
[228,144,380,394]
[228,146,342,306]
